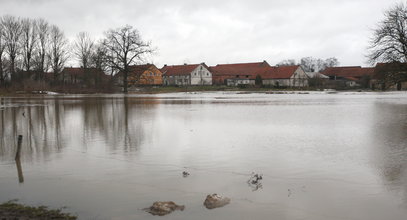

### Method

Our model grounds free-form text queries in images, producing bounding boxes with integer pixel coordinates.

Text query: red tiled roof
[161,64,200,76]
[321,66,374,77]
[209,61,270,76]
[253,65,300,79]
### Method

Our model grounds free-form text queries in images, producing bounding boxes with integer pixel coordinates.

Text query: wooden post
[15,158,24,183]
[15,135,24,183]
[15,135,23,160]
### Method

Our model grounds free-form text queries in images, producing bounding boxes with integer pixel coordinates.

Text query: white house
[161,63,212,86]
[257,65,309,87]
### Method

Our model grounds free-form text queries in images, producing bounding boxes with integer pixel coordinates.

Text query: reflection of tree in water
[0,96,159,162]
[72,96,159,154]
[370,103,407,204]
[0,97,65,162]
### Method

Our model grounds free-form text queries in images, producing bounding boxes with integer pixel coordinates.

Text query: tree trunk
[123,70,128,93]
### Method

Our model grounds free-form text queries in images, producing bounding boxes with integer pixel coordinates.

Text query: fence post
[15,135,23,160]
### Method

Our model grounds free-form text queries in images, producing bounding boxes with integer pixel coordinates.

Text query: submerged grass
[0,200,77,220]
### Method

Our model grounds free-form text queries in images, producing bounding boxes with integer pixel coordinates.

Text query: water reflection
[371,102,407,203]
[0,96,159,162]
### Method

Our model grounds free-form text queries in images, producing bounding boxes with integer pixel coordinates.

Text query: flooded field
[1,91,407,220]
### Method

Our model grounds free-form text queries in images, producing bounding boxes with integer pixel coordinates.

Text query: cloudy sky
[0,0,400,67]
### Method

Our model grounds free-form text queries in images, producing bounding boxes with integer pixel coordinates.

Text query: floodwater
[0,91,407,220]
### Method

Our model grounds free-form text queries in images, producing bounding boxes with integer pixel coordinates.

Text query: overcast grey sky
[0,0,401,67]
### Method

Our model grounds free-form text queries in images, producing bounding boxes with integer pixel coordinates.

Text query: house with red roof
[321,66,374,87]
[209,61,270,85]
[116,64,163,86]
[61,67,108,86]
[372,63,407,90]
[161,63,212,86]
[255,65,309,87]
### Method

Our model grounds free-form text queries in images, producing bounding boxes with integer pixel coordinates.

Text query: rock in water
[145,201,185,216]
[182,171,190,177]
[203,194,231,209]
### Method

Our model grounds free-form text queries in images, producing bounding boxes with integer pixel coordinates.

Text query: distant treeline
[0,15,153,93]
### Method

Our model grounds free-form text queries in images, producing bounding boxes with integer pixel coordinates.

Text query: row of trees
[0,16,65,84]
[277,57,339,72]
[0,15,153,93]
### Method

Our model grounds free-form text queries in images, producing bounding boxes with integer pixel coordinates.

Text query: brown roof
[161,64,200,76]
[209,61,270,76]
[321,66,374,77]
[116,64,157,77]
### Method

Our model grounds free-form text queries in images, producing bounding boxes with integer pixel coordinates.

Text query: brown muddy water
[0,91,407,220]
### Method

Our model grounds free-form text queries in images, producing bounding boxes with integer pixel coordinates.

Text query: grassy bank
[1,85,375,95]
[0,201,77,220]
[130,85,320,94]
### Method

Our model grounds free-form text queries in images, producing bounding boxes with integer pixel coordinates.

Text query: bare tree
[74,32,94,69]
[368,3,407,63]
[277,59,297,66]
[1,15,22,80]
[300,57,316,72]
[324,57,339,69]
[34,18,50,79]
[21,18,37,72]
[0,23,6,85]
[48,25,69,82]
[368,3,407,88]
[300,57,339,72]
[101,25,153,93]
[90,42,109,70]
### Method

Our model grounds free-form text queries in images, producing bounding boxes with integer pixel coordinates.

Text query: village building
[255,65,309,87]
[209,61,270,85]
[116,64,163,86]
[321,66,374,88]
[161,63,212,86]
[61,67,108,86]
[372,63,407,90]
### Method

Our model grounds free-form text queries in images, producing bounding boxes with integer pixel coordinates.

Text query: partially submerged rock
[247,173,263,191]
[203,194,231,209]
[182,171,190,177]
[144,201,185,216]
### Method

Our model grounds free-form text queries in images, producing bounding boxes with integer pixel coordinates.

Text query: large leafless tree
[21,18,37,72]
[74,32,94,69]
[48,25,69,82]
[368,3,407,63]
[102,25,153,93]
[1,15,22,79]
[368,3,407,89]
